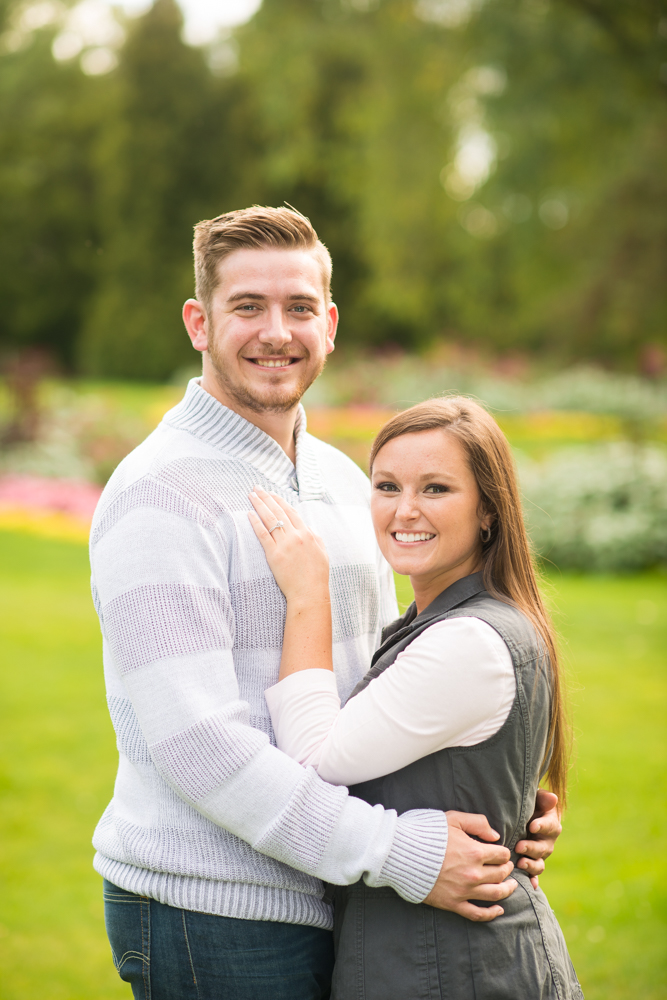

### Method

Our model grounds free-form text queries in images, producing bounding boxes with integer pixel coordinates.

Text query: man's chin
[209,360,323,415]
[239,389,304,414]
[218,378,307,415]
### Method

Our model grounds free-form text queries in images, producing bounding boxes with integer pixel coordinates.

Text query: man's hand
[515,789,562,888]
[423,811,517,922]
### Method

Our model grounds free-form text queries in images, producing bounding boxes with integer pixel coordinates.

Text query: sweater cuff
[367,809,448,903]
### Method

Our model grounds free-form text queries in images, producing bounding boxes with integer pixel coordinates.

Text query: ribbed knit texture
[91,380,448,928]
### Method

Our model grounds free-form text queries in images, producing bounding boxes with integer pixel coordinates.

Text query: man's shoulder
[91,422,253,544]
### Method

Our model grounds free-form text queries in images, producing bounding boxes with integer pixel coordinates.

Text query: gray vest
[331,573,583,1000]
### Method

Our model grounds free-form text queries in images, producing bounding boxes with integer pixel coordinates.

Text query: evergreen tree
[80,0,248,379]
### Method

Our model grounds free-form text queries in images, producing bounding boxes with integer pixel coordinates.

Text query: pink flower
[0,475,102,522]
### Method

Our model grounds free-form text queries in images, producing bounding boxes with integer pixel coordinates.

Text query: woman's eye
[375,482,400,493]
[424,484,449,494]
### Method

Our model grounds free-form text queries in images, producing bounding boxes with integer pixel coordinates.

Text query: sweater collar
[163,379,325,500]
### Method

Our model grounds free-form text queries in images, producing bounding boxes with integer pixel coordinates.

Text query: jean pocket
[103,880,151,999]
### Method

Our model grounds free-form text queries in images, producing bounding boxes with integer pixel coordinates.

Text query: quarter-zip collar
[163,378,325,500]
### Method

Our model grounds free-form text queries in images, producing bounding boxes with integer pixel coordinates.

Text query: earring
[480,525,492,544]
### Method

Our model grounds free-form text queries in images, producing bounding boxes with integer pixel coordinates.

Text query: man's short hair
[193,206,332,314]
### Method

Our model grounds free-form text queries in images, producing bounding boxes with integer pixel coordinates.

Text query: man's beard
[207,344,325,415]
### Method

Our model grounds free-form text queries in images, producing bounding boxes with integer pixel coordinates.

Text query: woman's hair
[370,396,569,806]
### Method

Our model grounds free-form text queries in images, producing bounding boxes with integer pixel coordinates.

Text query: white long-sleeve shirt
[265,616,515,787]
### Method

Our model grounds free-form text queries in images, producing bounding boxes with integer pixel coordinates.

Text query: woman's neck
[410,559,483,614]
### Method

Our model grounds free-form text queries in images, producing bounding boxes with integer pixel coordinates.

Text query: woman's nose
[395,493,420,521]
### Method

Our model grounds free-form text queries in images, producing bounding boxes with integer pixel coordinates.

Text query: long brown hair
[370,396,570,806]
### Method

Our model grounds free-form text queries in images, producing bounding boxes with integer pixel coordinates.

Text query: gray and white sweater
[91,379,448,929]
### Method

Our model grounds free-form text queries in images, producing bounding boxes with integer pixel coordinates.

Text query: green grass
[1,532,665,998]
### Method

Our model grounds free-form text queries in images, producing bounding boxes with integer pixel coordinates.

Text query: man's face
[201,247,337,415]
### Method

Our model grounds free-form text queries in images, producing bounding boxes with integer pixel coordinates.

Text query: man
[91,206,560,999]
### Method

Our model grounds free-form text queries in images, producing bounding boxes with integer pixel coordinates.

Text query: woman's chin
[387,556,428,579]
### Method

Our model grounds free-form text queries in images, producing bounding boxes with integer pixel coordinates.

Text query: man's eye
[238,304,258,312]
[291,305,309,313]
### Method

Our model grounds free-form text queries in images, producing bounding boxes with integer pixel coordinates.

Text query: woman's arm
[248,486,334,680]
[266,616,515,785]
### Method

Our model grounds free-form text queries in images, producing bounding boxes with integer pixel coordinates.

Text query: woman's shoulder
[451,594,542,659]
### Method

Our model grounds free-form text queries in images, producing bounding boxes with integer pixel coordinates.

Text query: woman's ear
[477,503,495,532]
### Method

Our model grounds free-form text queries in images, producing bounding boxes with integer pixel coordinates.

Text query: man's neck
[199,371,298,465]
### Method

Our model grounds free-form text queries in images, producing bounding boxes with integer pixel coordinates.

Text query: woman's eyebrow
[373,470,455,481]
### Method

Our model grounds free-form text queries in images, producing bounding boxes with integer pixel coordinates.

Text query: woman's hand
[248,487,330,605]
[249,487,333,680]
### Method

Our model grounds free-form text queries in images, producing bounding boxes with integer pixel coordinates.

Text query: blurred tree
[0,0,663,376]
[468,0,667,363]
[0,12,102,367]
[80,0,252,379]
[235,0,666,363]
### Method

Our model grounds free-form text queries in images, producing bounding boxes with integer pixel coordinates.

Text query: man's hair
[193,206,332,314]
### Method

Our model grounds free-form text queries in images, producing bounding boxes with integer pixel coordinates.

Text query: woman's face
[370,428,491,605]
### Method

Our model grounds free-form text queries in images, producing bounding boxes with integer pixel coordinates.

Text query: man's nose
[257,306,292,349]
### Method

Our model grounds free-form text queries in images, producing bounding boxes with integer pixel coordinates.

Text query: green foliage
[0,0,664,374]
[0,28,102,366]
[80,0,248,379]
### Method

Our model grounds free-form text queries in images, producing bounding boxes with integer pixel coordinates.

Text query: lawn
[0,530,665,999]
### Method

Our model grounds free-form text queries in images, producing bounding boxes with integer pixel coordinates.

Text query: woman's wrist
[284,589,331,611]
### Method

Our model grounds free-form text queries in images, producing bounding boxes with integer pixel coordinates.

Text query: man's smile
[245,357,302,368]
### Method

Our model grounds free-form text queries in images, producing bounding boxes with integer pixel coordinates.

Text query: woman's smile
[392,531,436,544]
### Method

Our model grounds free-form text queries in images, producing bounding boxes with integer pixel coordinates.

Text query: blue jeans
[103,880,334,999]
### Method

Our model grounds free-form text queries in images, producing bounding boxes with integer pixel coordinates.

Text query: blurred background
[0,0,665,997]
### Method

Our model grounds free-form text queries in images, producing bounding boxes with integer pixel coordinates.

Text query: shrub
[520,443,667,572]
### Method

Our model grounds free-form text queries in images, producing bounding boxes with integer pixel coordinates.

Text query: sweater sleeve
[92,495,447,903]
[265,617,515,786]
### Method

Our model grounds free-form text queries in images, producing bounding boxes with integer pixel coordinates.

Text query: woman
[248,396,583,1000]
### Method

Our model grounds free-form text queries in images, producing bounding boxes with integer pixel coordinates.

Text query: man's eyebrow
[227,292,267,303]
[226,292,320,304]
[286,293,320,304]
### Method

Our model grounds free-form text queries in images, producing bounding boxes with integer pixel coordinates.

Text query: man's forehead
[215,247,325,298]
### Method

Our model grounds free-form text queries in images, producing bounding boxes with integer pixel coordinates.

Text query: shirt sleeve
[265,616,515,786]
[92,490,447,904]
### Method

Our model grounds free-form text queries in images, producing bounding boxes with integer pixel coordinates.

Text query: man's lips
[245,357,302,369]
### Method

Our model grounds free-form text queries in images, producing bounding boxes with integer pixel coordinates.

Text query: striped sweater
[91,379,448,928]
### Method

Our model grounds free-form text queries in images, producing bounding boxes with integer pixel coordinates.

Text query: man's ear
[183,299,209,352]
[325,303,339,355]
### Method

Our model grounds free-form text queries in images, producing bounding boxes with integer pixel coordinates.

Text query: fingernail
[249,491,258,498]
